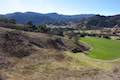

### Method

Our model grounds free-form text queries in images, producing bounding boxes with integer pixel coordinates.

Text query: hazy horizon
[0,0,120,16]
[0,11,120,16]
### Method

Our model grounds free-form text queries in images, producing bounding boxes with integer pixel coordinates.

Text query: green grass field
[80,37,120,60]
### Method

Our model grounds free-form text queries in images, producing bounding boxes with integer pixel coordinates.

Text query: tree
[26,21,38,31]
[32,25,37,31]
[36,25,49,33]
[9,19,16,24]
[103,35,111,39]
[27,21,33,26]
[0,18,9,23]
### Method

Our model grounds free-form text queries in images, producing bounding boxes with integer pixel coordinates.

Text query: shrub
[103,35,111,39]
[80,34,86,37]
[72,48,81,53]
[1,31,33,58]
[116,38,120,40]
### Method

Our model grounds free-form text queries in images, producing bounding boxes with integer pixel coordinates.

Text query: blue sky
[0,0,120,15]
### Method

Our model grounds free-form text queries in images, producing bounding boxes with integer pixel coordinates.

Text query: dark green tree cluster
[24,21,51,33]
[0,17,16,24]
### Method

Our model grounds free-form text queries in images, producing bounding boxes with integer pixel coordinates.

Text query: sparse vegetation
[0,31,33,58]
[0,27,120,80]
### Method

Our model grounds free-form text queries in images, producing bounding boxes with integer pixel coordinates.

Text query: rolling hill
[81,14,120,29]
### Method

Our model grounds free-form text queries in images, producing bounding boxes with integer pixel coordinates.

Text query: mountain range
[0,12,94,25]
[0,12,120,28]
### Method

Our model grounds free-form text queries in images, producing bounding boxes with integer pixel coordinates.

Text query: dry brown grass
[0,27,120,80]
[0,31,33,58]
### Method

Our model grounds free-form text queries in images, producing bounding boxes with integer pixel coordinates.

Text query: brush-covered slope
[0,27,120,80]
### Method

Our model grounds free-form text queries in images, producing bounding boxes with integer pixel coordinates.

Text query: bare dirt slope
[0,27,120,80]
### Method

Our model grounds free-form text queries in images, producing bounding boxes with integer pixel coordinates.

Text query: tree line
[0,18,68,36]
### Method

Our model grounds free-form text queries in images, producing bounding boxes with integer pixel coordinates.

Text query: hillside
[0,27,120,80]
[81,15,120,29]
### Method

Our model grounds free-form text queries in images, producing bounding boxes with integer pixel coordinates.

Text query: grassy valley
[81,37,120,60]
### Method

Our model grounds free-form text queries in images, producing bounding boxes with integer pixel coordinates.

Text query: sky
[0,0,120,15]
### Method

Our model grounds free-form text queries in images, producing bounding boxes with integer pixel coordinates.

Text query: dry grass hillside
[0,27,120,80]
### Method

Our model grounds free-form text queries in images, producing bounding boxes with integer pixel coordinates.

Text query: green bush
[103,35,111,39]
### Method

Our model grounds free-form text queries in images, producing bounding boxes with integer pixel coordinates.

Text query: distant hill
[2,12,94,25]
[1,12,120,29]
[81,14,120,29]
